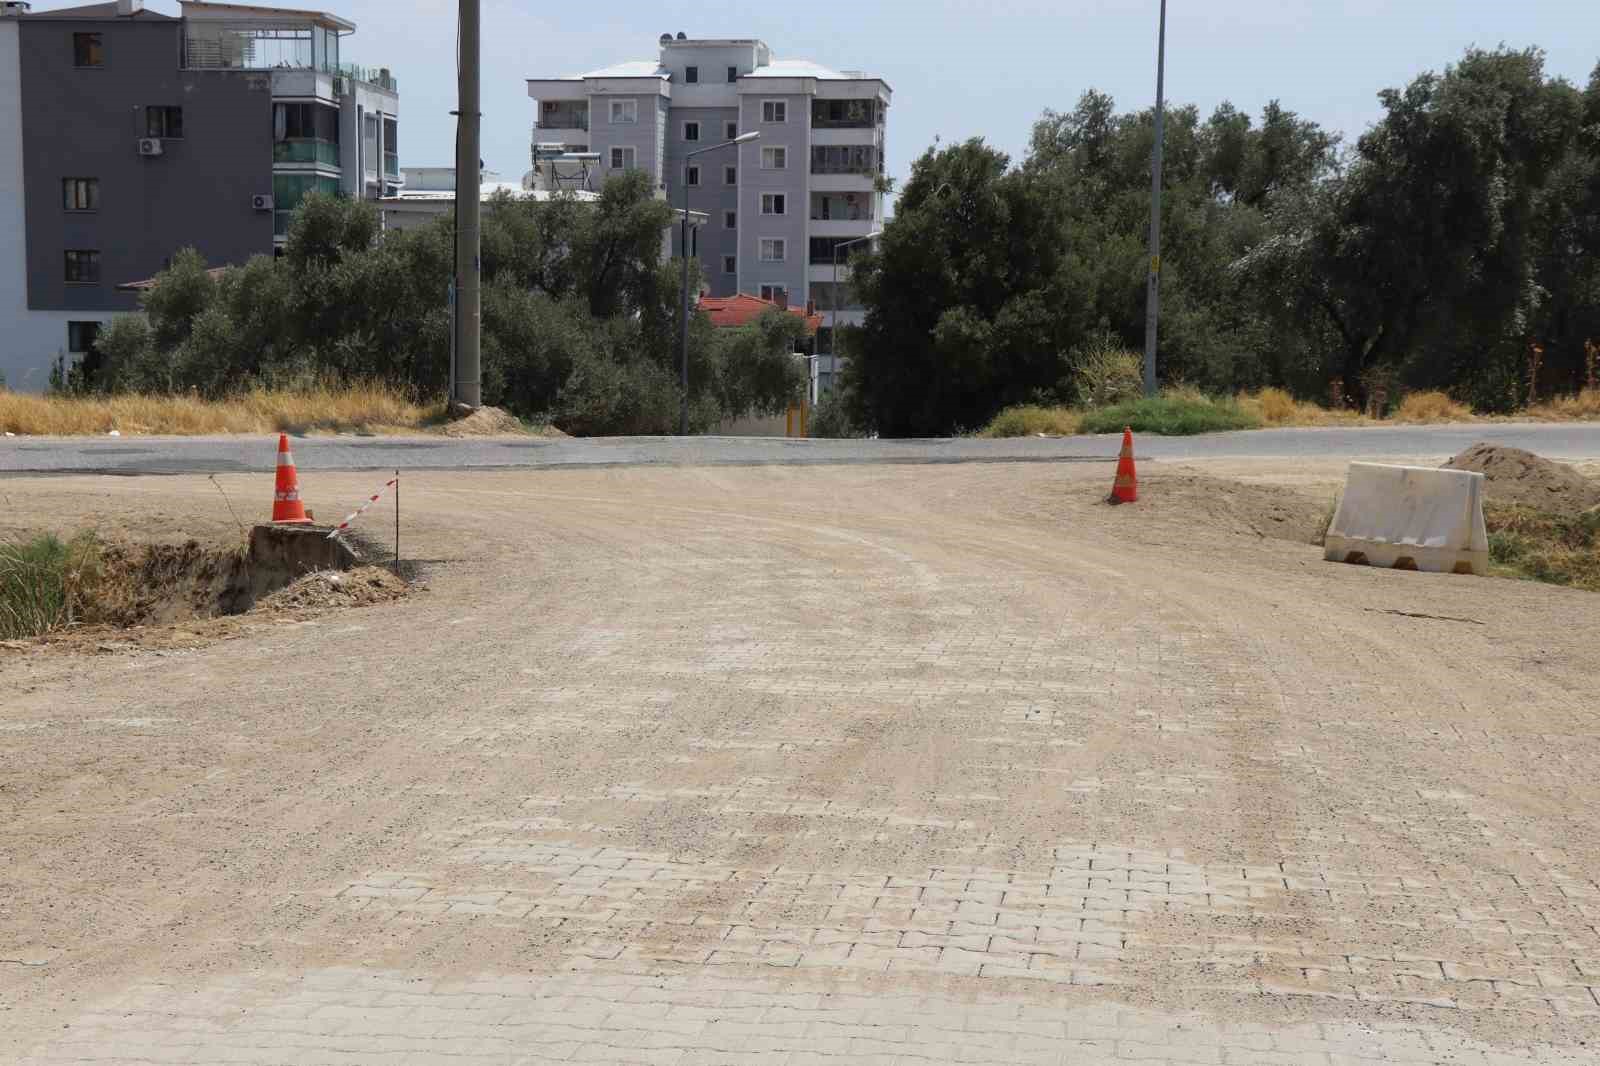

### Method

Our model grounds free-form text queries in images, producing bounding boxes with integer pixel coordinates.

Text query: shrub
[0,533,101,639]
[1077,390,1262,436]
[1070,337,1144,408]
[809,390,865,438]
[982,405,1082,437]
[1395,390,1474,423]
[1524,388,1600,420]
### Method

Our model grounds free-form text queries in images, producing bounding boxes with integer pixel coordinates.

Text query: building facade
[0,0,398,390]
[527,34,888,395]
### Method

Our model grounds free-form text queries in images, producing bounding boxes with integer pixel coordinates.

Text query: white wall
[0,19,115,392]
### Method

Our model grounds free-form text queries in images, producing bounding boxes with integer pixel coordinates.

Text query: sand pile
[1443,444,1600,517]
[259,566,408,611]
[441,406,526,437]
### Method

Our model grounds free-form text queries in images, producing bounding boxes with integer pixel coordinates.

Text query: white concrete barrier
[1324,463,1489,575]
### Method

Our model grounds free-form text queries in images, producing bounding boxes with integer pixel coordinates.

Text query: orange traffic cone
[1109,426,1138,504]
[271,433,313,524]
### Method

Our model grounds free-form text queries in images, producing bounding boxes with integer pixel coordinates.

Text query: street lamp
[679,130,760,435]
[827,229,882,401]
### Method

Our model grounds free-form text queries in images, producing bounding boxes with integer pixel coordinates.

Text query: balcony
[811,99,880,129]
[273,139,340,167]
[810,192,874,223]
[340,63,398,93]
[535,106,588,131]
[384,152,400,179]
[811,146,880,176]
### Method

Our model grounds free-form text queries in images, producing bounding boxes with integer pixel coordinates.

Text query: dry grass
[1394,390,1475,424]
[1522,389,1600,422]
[0,384,442,437]
[1236,388,1364,427]
[982,405,1083,438]
[1486,502,1600,592]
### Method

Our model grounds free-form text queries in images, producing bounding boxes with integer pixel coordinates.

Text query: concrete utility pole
[451,0,481,408]
[1142,0,1168,398]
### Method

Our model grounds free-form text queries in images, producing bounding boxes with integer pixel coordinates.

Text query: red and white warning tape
[327,476,398,539]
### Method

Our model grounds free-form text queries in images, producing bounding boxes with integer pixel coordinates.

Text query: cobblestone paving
[4,466,1599,1065]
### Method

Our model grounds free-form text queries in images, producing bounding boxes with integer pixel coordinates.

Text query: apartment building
[527,33,889,394]
[0,0,398,390]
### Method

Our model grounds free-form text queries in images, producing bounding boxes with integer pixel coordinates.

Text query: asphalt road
[4,420,1600,475]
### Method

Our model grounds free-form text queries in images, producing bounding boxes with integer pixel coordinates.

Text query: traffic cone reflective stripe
[271,432,313,524]
[1109,426,1138,503]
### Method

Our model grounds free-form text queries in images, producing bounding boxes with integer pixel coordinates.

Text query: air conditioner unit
[251,194,274,212]
[137,137,163,156]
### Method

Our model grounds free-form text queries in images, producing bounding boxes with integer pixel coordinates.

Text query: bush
[1077,389,1262,435]
[1071,338,1144,408]
[982,405,1082,437]
[809,390,865,438]
[0,533,101,639]
[1395,390,1474,423]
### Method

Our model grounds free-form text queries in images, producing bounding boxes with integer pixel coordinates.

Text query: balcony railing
[384,152,400,178]
[274,210,292,237]
[810,148,881,176]
[811,208,875,222]
[811,102,879,129]
[535,114,589,131]
[339,63,398,92]
[273,139,340,167]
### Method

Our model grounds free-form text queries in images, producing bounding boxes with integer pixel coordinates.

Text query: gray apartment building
[0,0,398,390]
[527,34,889,395]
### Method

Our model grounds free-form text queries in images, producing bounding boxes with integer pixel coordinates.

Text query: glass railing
[383,153,399,178]
[535,115,588,131]
[274,210,291,237]
[273,139,341,166]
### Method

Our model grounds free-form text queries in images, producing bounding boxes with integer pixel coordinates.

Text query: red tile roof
[115,266,231,292]
[698,293,822,335]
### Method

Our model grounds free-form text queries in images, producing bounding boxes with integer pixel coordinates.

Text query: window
[609,146,636,170]
[762,100,786,123]
[145,106,183,139]
[724,121,738,140]
[67,321,101,354]
[685,65,698,84]
[686,165,700,187]
[723,210,736,229]
[683,121,700,142]
[723,164,737,185]
[761,146,786,170]
[727,65,738,83]
[609,99,637,124]
[759,239,786,262]
[761,192,786,216]
[759,284,787,302]
[73,32,103,68]
[722,255,736,274]
[62,178,99,211]
[64,250,100,284]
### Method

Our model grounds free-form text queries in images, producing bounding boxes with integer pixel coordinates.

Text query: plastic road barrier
[1324,463,1489,575]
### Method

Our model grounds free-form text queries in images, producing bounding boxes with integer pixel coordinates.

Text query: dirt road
[3,462,1599,1065]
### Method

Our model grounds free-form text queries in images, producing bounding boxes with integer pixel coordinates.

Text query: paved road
[4,420,1600,474]
[4,463,1598,1064]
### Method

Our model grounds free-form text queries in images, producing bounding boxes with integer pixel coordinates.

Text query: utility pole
[1142,0,1168,398]
[451,0,481,408]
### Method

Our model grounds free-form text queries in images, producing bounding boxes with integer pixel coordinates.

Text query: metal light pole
[679,131,760,435]
[828,229,882,400]
[451,0,481,408]
[1142,0,1168,398]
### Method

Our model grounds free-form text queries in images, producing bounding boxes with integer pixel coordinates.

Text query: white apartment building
[527,32,889,393]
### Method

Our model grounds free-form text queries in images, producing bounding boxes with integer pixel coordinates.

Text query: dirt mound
[1095,473,1332,544]
[441,406,526,438]
[1443,444,1600,517]
[259,566,408,611]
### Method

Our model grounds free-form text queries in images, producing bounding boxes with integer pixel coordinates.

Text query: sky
[148,1,1600,187]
